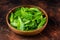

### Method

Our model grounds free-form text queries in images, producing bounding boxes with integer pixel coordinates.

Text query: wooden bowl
[6,5,48,36]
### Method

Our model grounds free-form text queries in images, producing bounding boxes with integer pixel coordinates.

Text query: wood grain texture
[0,0,60,40]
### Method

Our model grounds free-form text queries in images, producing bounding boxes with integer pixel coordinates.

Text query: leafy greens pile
[9,7,46,31]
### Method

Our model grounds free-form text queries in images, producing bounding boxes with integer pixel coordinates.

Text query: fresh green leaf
[10,12,14,22]
[17,16,24,30]
[38,17,46,28]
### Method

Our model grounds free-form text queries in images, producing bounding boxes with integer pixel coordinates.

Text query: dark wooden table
[0,0,60,40]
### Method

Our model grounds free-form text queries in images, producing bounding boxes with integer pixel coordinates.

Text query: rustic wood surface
[0,0,60,40]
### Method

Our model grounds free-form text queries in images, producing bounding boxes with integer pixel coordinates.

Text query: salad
[9,7,46,31]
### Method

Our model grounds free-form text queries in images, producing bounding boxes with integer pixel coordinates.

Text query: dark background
[0,0,60,40]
